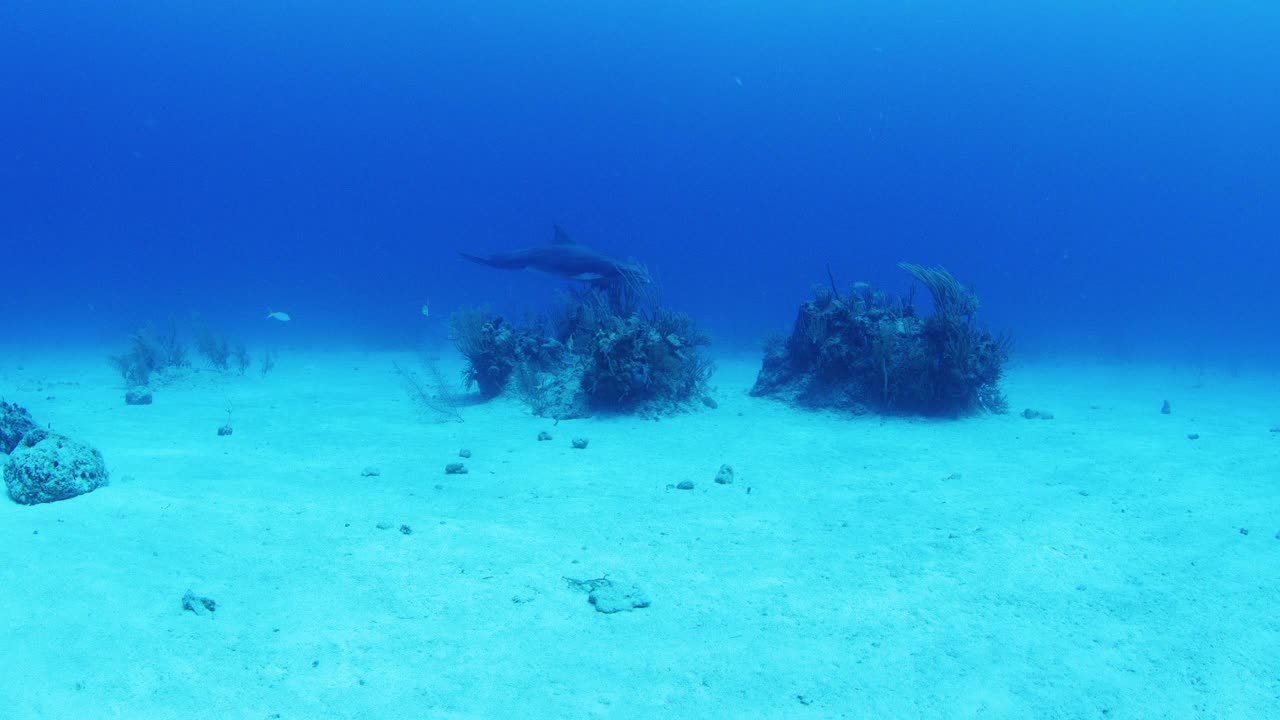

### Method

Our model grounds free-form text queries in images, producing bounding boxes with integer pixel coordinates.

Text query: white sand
[1,350,1277,718]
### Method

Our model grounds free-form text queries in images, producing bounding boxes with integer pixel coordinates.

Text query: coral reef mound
[751,263,1008,417]
[450,283,714,418]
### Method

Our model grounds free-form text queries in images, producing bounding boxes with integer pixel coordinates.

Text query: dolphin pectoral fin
[552,225,575,244]
[570,272,605,281]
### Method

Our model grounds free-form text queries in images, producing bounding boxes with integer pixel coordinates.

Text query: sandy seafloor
[1,348,1276,720]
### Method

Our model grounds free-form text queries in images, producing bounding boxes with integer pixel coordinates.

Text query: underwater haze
[3,3,1280,719]
[4,1,1278,356]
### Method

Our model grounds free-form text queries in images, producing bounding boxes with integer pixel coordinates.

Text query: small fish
[421,301,430,318]
[266,311,291,322]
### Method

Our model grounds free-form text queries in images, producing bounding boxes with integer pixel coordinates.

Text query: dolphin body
[459,226,649,284]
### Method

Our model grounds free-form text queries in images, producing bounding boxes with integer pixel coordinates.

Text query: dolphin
[459,225,650,285]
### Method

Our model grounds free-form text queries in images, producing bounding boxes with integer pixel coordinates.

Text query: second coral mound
[751,263,1009,417]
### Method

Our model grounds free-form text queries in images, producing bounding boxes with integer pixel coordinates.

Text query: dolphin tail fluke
[458,250,528,270]
[458,250,496,267]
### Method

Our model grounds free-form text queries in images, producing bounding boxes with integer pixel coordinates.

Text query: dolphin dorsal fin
[552,225,576,244]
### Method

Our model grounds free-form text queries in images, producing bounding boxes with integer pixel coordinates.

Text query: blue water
[3,2,1277,358]
[5,5,1280,717]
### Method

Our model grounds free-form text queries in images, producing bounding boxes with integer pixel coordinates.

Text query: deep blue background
[3,2,1277,358]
